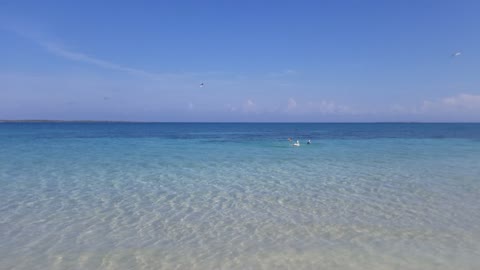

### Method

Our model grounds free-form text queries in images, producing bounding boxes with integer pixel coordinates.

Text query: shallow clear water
[1,123,479,269]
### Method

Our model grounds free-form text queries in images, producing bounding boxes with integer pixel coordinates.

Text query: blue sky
[1,0,479,121]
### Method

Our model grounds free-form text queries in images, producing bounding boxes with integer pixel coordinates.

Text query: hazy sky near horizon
[1,0,480,121]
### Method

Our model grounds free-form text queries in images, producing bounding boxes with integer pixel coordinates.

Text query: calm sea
[1,123,479,269]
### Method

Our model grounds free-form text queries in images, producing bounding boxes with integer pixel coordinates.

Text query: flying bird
[451,51,462,57]
[199,83,205,88]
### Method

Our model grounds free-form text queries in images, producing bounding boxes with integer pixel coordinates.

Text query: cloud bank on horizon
[1,1,479,122]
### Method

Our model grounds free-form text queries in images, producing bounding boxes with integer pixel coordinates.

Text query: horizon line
[1,119,480,124]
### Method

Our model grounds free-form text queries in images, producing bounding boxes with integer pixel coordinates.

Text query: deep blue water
[2,122,480,140]
[1,123,479,269]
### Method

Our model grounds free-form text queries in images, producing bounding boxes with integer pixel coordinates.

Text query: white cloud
[281,98,354,115]
[304,100,353,114]
[384,93,480,121]
[225,104,237,112]
[421,93,480,113]
[39,41,160,78]
[5,26,166,79]
[287,98,297,111]
[243,99,256,112]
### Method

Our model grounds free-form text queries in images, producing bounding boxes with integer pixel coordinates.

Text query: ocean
[1,123,479,269]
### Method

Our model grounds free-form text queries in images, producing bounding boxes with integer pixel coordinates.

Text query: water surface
[1,123,479,269]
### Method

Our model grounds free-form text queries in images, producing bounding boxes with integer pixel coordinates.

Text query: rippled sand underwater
[1,123,480,269]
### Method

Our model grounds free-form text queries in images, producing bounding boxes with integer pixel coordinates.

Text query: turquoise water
[1,123,479,269]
